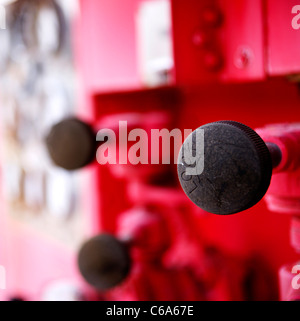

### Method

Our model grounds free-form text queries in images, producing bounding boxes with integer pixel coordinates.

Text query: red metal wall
[1,0,300,301]
[74,0,300,300]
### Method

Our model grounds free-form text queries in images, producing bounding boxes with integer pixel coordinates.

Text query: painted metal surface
[1,0,300,301]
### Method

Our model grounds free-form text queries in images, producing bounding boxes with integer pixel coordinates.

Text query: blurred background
[0,0,299,301]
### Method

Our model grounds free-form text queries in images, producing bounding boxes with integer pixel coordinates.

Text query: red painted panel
[266,0,300,75]
[2,0,300,301]
[171,0,265,84]
[77,0,142,93]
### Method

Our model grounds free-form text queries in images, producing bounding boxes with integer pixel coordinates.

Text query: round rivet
[203,50,224,72]
[202,7,224,28]
[192,30,209,48]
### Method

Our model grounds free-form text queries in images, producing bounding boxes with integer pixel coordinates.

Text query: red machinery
[1,0,300,301]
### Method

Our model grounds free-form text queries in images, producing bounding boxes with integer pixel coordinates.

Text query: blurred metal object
[0,0,81,253]
[9,0,66,56]
[78,234,131,291]
[0,1,18,5]
[45,118,96,171]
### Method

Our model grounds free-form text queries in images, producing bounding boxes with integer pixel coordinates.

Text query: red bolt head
[202,7,224,28]
[203,50,224,72]
[192,30,209,48]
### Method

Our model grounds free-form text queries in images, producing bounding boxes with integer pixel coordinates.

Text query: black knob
[77,234,131,291]
[45,118,96,170]
[177,121,273,215]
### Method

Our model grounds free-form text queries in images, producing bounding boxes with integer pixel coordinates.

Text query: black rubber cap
[177,121,272,215]
[45,118,96,170]
[77,234,131,291]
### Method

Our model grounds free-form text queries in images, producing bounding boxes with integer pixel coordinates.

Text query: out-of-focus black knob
[45,118,96,170]
[178,121,273,215]
[77,234,131,291]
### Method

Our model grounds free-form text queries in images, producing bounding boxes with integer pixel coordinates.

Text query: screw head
[235,47,253,69]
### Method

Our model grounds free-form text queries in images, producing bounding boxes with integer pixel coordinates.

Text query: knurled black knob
[45,118,96,171]
[77,234,131,291]
[177,121,273,215]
